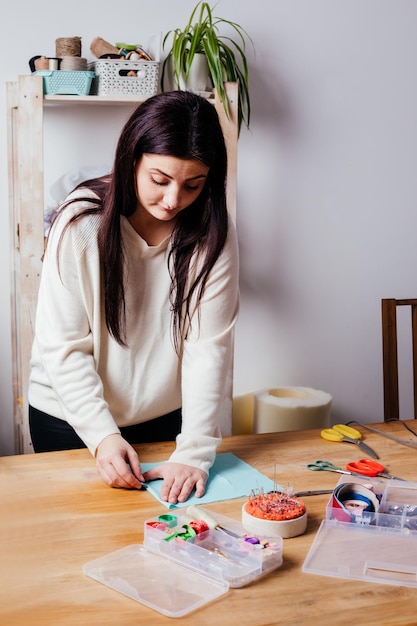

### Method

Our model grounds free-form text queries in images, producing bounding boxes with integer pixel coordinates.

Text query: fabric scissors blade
[294,489,334,497]
[306,459,369,478]
[345,459,405,481]
[320,424,379,459]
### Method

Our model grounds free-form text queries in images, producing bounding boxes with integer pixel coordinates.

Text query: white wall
[1,0,417,455]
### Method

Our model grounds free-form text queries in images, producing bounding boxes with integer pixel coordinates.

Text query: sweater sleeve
[168,218,240,474]
[31,200,120,454]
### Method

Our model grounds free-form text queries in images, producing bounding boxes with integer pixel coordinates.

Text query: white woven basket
[90,60,159,97]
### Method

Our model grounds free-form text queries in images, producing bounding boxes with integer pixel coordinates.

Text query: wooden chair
[381,298,417,421]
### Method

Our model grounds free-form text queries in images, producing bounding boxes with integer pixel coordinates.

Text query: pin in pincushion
[242,491,307,539]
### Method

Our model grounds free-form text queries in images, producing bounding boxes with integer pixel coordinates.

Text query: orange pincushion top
[244,492,306,521]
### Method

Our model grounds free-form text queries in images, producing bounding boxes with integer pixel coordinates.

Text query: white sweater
[29,192,239,474]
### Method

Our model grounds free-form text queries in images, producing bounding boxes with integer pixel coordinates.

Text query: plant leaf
[160,1,254,135]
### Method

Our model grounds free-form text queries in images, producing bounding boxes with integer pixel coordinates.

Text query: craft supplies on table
[83,507,283,618]
[303,474,417,588]
[307,458,366,477]
[185,504,241,538]
[320,423,379,458]
[141,452,281,508]
[345,458,404,480]
[242,490,308,539]
[306,458,404,481]
[294,489,333,497]
[144,507,283,585]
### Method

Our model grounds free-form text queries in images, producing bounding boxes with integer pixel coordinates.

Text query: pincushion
[242,492,307,539]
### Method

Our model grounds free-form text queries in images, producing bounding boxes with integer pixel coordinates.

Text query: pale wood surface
[1,421,417,625]
[6,80,21,453]
[214,82,238,223]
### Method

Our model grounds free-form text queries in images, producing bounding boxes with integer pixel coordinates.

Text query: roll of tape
[332,482,380,523]
[252,386,332,434]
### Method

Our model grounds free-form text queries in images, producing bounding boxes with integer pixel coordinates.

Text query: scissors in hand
[320,424,379,459]
[306,459,366,477]
[346,459,404,481]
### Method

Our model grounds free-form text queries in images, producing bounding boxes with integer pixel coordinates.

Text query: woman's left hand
[142,462,207,504]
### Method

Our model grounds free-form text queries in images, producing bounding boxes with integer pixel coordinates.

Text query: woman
[28,91,239,505]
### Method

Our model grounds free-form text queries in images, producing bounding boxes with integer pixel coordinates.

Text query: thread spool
[56,36,82,58]
[48,58,59,70]
[60,56,88,71]
[34,56,49,71]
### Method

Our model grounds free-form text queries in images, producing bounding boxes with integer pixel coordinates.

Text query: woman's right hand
[95,433,144,489]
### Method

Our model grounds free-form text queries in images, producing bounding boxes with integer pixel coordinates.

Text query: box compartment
[84,510,283,617]
[303,476,417,587]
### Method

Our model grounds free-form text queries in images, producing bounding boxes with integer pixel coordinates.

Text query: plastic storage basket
[34,70,95,95]
[89,60,159,97]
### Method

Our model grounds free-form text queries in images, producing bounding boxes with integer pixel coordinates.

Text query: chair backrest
[381,298,417,421]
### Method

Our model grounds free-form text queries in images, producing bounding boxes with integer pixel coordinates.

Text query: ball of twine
[55,37,82,58]
[90,37,119,59]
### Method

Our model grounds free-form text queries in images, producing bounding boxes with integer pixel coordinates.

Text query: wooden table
[1,420,417,625]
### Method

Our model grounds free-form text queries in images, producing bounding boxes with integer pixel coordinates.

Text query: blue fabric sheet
[141,452,282,509]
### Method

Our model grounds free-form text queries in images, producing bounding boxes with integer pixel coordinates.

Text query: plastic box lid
[302,476,417,587]
[83,544,229,618]
[83,510,283,618]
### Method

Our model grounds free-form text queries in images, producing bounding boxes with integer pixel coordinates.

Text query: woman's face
[134,154,209,224]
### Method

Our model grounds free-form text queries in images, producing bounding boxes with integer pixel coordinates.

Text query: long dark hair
[55,91,228,351]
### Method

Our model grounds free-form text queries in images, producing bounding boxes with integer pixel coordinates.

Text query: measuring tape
[332,482,380,522]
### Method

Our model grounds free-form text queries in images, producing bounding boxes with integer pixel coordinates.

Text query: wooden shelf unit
[6,75,238,454]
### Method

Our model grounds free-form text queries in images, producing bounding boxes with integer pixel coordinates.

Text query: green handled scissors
[306,459,369,477]
[320,424,379,459]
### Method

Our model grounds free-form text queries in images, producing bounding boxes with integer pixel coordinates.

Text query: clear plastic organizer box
[83,510,283,618]
[89,59,159,97]
[302,475,417,588]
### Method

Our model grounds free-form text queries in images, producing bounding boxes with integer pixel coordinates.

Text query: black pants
[29,405,182,453]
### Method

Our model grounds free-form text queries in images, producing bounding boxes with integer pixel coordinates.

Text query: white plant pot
[164,53,211,93]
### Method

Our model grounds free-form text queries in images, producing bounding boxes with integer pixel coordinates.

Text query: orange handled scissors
[346,459,404,481]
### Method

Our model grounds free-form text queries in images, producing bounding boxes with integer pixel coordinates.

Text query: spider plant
[160,1,254,135]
